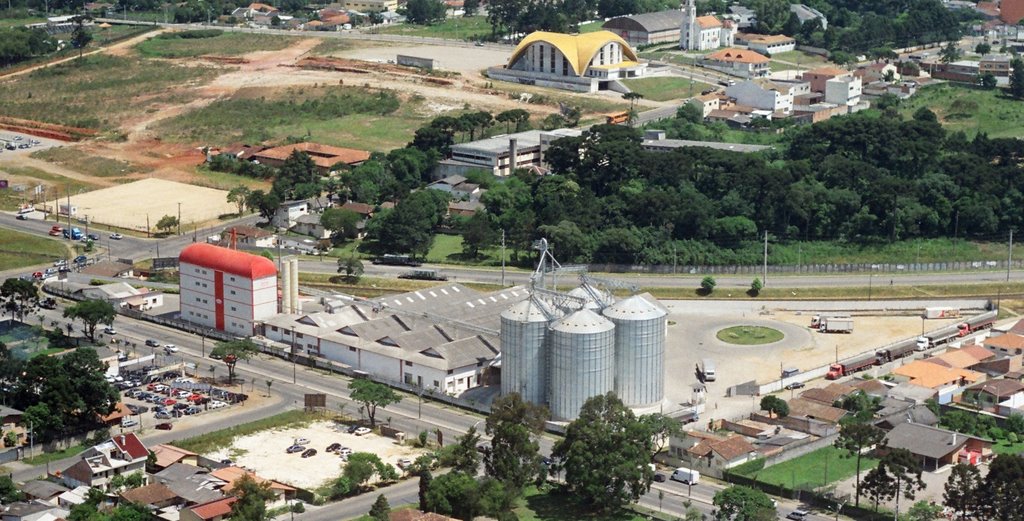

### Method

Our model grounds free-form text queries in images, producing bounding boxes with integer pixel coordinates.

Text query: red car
[188,394,205,403]
[155,423,173,430]
[162,398,177,406]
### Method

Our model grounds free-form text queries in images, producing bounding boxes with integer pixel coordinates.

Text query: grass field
[897,83,1024,138]
[193,166,272,191]
[0,166,104,211]
[173,410,319,454]
[623,76,696,101]
[577,21,604,33]
[515,486,677,521]
[992,438,1024,455]
[22,444,87,466]
[0,16,45,27]
[736,446,878,490]
[31,148,150,178]
[716,326,784,345]
[153,85,421,151]
[0,55,217,131]
[379,16,491,40]
[0,227,68,271]
[136,31,298,58]
[768,50,832,72]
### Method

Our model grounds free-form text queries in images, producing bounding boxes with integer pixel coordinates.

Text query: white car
[354,427,371,436]
[294,437,310,445]
[109,233,123,240]
[337,447,352,457]
[164,345,178,353]
[175,390,191,399]
[103,326,117,335]
[121,418,138,428]
[209,400,228,409]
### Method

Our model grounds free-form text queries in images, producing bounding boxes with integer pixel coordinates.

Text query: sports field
[43,178,234,231]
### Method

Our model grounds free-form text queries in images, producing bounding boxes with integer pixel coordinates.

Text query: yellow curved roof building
[508,30,639,77]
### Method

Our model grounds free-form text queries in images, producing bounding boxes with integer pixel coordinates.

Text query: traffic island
[715,326,785,345]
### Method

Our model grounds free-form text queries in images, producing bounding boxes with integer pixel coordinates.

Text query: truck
[924,307,961,319]
[371,254,421,267]
[398,269,448,281]
[810,314,851,329]
[876,340,917,364]
[62,227,82,240]
[826,353,876,379]
[671,467,700,485]
[700,358,716,382]
[819,316,854,334]
[916,310,998,351]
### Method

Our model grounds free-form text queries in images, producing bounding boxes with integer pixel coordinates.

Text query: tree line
[0,26,55,67]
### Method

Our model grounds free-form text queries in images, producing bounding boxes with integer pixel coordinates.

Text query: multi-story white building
[725,79,795,114]
[179,243,278,337]
[680,0,735,51]
[824,75,863,109]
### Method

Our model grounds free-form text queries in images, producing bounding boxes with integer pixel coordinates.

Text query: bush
[748,277,763,296]
[157,29,223,39]
[699,275,716,295]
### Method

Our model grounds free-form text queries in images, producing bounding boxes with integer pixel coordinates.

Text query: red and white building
[179,244,278,337]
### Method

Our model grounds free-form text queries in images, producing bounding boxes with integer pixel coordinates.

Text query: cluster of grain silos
[500,285,668,421]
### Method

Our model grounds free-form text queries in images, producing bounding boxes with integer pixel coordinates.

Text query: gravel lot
[207,420,427,490]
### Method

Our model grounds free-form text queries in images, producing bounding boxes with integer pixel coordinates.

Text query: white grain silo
[567,283,614,310]
[500,296,558,405]
[602,294,667,407]
[548,308,616,420]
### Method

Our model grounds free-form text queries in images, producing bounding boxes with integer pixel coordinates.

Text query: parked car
[786,511,809,520]
[294,437,310,446]
[337,447,352,457]
[155,411,173,419]
[164,345,178,353]
[397,458,413,469]
[286,445,305,454]
[209,400,228,409]
[185,406,201,415]
[121,418,138,428]
[354,427,371,436]
[173,403,189,411]
[326,443,341,453]
[785,382,806,390]
[87,233,100,241]
[345,424,360,434]
[209,352,223,360]
[162,398,177,406]
[155,423,173,430]
[301,449,317,458]
[15,214,27,220]
[653,473,667,482]
[73,255,87,264]
[53,259,67,267]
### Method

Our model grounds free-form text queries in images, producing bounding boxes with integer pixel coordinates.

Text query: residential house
[1002,0,1024,24]
[735,33,795,55]
[342,0,397,11]
[389,511,460,521]
[684,433,759,472]
[119,483,182,510]
[824,75,862,109]
[851,378,890,398]
[58,433,148,490]
[224,226,276,248]
[252,142,370,175]
[874,403,939,430]
[55,486,90,509]
[785,397,847,424]
[291,213,331,240]
[726,5,756,28]
[981,54,1012,76]
[0,501,68,521]
[880,422,992,470]
[80,261,134,279]
[19,481,69,505]
[855,62,900,83]
[689,92,721,117]
[341,201,375,219]
[150,444,200,470]
[448,200,483,217]
[271,199,311,229]
[802,66,852,93]
[180,497,237,521]
[891,360,983,404]
[887,381,937,404]
[209,466,296,506]
[152,463,226,505]
[725,79,794,113]
[984,333,1024,356]
[960,379,1024,413]
[926,345,996,370]
[699,48,770,78]
[0,405,23,431]
[798,383,853,406]
[427,175,485,201]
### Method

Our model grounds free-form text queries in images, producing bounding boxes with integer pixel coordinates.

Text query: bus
[605,111,630,125]
[371,254,422,267]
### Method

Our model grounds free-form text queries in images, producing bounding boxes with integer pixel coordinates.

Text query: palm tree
[265,379,273,397]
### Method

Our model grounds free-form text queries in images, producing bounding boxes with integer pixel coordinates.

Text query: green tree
[0,475,24,504]
[496,109,530,134]
[759,395,788,418]
[1010,58,1024,99]
[405,0,446,24]
[835,422,884,507]
[424,472,482,521]
[155,214,179,234]
[209,339,260,384]
[439,426,482,474]
[337,255,364,283]
[63,299,115,341]
[485,392,549,495]
[1,278,39,323]
[371,189,448,257]
[321,207,361,243]
[940,41,961,64]
[246,189,281,223]
[975,453,1024,520]
[226,185,251,215]
[677,103,703,124]
[460,212,498,258]
[463,0,479,16]
[349,379,401,427]
[1006,413,1024,434]
[712,485,776,521]
[906,500,943,521]
[980,72,997,89]
[419,469,433,511]
[229,474,275,521]
[71,15,92,58]
[345,452,385,489]
[975,42,991,54]
[369,494,390,521]
[552,392,655,511]
[700,276,716,294]
[749,277,762,296]
[943,463,979,521]
[622,92,644,126]
[862,448,925,514]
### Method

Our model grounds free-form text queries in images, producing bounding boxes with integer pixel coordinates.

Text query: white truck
[700,359,716,382]
[810,314,851,329]
[924,307,960,319]
[819,316,854,334]
[671,467,700,485]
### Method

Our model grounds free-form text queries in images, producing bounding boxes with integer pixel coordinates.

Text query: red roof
[190,497,237,520]
[112,433,149,460]
[180,243,277,280]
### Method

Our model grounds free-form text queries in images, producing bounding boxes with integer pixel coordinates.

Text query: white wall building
[179,243,278,337]
[825,75,863,108]
[725,79,795,113]
[680,0,735,51]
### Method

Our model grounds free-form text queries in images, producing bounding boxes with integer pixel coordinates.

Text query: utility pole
[66,185,71,241]
[177,202,182,236]
[500,229,506,287]
[1008,229,1014,282]
[762,230,768,287]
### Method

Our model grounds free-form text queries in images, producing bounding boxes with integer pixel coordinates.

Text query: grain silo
[500,296,557,405]
[567,283,614,310]
[602,294,667,407]
[548,308,616,420]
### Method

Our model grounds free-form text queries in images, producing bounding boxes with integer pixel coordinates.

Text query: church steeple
[680,0,697,50]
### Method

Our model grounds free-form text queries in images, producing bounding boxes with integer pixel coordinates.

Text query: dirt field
[206,420,426,489]
[338,44,510,75]
[43,178,234,230]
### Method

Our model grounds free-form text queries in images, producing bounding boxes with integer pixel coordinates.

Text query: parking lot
[114,367,248,431]
[206,420,428,489]
[0,132,63,157]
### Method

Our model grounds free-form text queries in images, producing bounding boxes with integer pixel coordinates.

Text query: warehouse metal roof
[602,9,685,33]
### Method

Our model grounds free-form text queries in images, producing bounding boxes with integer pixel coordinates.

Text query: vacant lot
[206,420,426,489]
[32,147,151,179]
[136,31,299,58]
[898,83,1024,138]
[0,227,68,271]
[0,55,217,131]
[43,178,234,230]
[0,165,104,211]
[734,446,879,489]
[152,85,421,151]
[624,76,695,101]
[380,16,491,40]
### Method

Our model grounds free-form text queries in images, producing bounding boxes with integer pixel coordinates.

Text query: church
[679,0,736,51]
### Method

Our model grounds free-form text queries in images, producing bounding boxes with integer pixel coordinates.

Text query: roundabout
[716,325,785,345]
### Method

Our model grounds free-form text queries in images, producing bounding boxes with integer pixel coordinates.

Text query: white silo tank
[548,308,616,421]
[500,297,556,405]
[603,295,668,407]
[567,283,614,310]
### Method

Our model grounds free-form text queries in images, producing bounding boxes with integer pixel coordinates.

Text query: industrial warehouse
[252,241,670,421]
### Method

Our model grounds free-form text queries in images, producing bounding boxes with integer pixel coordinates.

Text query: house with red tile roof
[699,48,770,78]
[58,433,148,490]
[209,466,296,505]
[181,497,238,521]
[984,333,1024,356]
[252,142,370,175]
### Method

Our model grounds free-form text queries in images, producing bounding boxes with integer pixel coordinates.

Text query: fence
[586,259,1020,276]
[720,472,903,521]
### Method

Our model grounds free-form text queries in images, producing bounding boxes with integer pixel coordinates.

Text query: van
[671,467,699,485]
[701,359,716,382]
[781,367,799,378]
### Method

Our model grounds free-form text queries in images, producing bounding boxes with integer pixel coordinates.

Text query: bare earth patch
[206,420,427,490]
